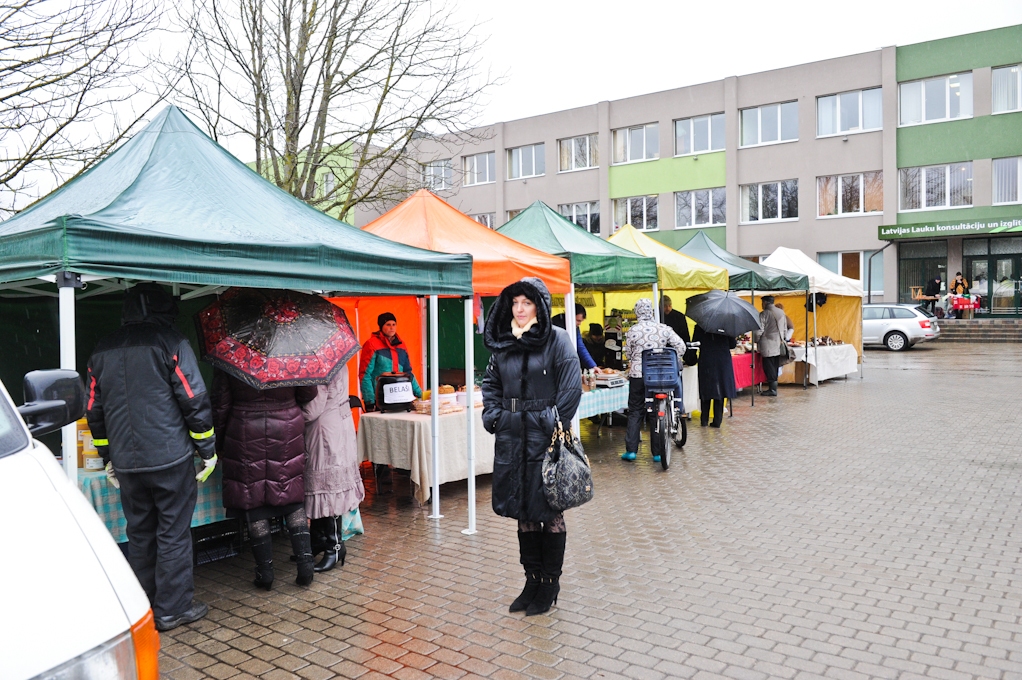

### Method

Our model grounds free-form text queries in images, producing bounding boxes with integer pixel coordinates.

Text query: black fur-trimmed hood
[483,277,553,353]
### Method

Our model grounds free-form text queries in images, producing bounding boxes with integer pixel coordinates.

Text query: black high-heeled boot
[250,533,275,591]
[526,532,565,616]
[314,516,346,573]
[287,518,315,586]
[509,531,543,613]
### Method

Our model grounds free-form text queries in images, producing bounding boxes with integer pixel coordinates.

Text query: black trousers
[700,399,724,426]
[625,377,646,453]
[117,458,197,618]
[761,355,780,383]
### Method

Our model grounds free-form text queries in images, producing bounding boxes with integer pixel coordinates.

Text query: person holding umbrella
[197,289,360,590]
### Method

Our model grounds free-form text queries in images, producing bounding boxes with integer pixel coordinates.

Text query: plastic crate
[642,348,680,390]
[192,519,244,566]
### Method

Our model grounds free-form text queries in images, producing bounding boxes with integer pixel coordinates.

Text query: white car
[0,370,159,680]
[862,303,941,351]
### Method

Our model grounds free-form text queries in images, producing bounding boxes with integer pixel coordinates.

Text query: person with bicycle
[622,298,687,463]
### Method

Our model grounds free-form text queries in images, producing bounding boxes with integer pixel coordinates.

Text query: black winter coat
[86,285,215,473]
[482,278,582,522]
[693,326,738,401]
[212,371,318,511]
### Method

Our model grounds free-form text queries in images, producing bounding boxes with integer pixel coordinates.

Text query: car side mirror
[17,370,86,437]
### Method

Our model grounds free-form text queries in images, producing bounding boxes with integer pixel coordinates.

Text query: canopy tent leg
[812,294,819,388]
[750,290,756,407]
[652,282,660,323]
[428,295,442,519]
[804,291,809,390]
[564,283,581,434]
[58,275,79,484]
[462,298,477,535]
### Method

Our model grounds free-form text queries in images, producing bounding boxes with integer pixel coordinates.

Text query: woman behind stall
[213,372,319,590]
[301,369,365,573]
[482,277,582,617]
[692,325,737,428]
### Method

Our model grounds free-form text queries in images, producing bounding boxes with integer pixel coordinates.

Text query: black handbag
[541,418,594,511]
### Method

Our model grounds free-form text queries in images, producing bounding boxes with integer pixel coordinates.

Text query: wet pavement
[162,343,1022,679]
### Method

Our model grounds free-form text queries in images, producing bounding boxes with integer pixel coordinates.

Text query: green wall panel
[896,204,1022,226]
[608,152,725,198]
[646,227,726,250]
[897,25,1022,82]
[897,112,1022,167]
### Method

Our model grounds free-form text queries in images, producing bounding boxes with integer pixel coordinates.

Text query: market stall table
[577,385,629,419]
[779,345,858,385]
[732,353,767,390]
[357,408,494,504]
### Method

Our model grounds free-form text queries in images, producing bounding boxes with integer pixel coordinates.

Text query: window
[993,65,1022,113]
[675,114,724,155]
[421,159,452,190]
[612,123,659,163]
[613,195,658,230]
[899,163,972,211]
[463,152,496,186]
[318,172,336,198]
[507,143,545,180]
[675,188,725,227]
[740,180,798,222]
[818,172,882,216]
[558,202,601,235]
[817,88,882,136]
[819,250,882,292]
[506,209,522,221]
[993,157,1022,204]
[899,73,972,126]
[558,134,599,172]
[740,102,798,146]
[471,213,495,228]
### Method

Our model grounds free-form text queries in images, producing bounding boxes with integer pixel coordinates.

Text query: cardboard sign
[382,381,415,403]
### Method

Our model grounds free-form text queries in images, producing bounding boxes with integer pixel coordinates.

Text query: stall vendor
[358,312,422,409]
[661,295,697,365]
[583,323,607,366]
[553,306,602,372]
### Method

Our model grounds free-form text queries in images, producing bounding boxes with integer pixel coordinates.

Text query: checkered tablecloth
[78,460,228,544]
[577,386,629,419]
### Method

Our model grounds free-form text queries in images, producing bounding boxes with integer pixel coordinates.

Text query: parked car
[1,370,158,680]
[862,303,940,351]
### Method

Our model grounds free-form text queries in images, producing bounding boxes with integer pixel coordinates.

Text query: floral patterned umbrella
[196,288,358,390]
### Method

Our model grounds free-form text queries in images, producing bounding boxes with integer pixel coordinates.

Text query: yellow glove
[196,454,217,483]
[105,462,120,489]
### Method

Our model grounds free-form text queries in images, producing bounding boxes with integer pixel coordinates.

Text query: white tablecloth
[793,344,859,384]
[357,408,494,504]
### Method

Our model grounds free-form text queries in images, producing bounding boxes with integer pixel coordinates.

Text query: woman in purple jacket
[212,370,319,590]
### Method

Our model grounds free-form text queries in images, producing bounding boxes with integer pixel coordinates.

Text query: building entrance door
[991,257,1021,315]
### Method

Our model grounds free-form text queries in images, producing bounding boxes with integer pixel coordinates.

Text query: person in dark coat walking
[212,372,319,589]
[661,295,698,366]
[692,325,737,428]
[482,277,582,617]
[86,283,216,632]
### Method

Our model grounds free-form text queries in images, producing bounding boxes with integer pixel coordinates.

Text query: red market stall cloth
[952,296,980,310]
[733,353,767,390]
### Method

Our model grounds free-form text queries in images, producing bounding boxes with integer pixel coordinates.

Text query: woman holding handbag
[482,277,582,616]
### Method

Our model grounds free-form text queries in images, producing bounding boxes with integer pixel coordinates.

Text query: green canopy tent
[0,105,474,487]
[678,231,811,402]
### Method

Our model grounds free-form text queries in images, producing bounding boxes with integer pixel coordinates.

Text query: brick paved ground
[162,343,1022,679]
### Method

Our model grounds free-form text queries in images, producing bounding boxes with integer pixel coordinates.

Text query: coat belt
[502,397,554,413]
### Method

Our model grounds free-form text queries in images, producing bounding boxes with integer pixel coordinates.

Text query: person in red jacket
[358,312,422,410]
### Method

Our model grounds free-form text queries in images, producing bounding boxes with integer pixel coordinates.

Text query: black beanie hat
[378,312,397,329]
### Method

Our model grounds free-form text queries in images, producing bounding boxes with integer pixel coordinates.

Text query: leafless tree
[168,0,493,219]
[0,0,163,215]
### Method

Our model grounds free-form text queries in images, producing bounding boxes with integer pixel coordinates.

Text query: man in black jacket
[86,283,217,631]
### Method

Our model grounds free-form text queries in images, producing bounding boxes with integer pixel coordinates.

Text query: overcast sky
[462,0,1022,125]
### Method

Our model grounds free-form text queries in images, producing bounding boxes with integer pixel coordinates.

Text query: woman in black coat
[482,277,582,616]
[692,325,737,428]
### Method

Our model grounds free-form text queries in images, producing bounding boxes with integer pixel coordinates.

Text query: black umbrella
[685,290,762,337]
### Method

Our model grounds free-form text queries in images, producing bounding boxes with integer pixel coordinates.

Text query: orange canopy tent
[362,190,572,295]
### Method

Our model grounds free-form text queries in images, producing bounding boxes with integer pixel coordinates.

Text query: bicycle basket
[642,348,679,390]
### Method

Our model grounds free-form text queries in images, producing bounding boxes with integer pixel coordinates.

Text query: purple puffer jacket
[212,370,318,511]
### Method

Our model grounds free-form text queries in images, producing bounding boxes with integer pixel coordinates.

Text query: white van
[0,370,159,679]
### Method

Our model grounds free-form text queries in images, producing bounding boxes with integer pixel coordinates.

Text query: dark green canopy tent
[678,231,807,291]
[497,201,657,286]
[0,105,473,296]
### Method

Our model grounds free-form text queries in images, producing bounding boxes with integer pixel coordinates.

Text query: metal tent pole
[58,274,79,483]
[750,290,756,406]
[813,294,819,388]
[804,291,809,390]
[462,297,476,535]
[564,282,581,434]
[652,282,660,322]
[428,295,442,519]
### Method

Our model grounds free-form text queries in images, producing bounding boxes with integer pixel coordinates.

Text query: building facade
[354,24,1022,310]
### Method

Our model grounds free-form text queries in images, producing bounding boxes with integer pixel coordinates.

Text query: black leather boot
[764,381,778,396]
[699,399,710,427]
[710,399,724,427]
[250,533,274,591]
[509,531,543,613]
[526,532,565,616]
[314,516,346,573]
[288,521,315,586]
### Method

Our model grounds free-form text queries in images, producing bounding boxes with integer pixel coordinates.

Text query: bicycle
[641,344,697,470]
